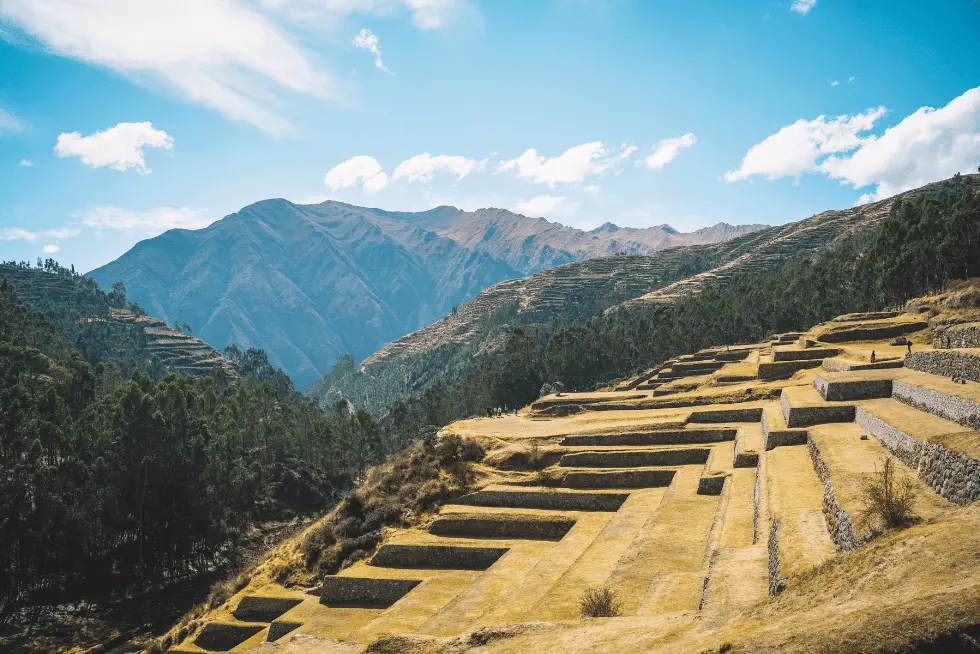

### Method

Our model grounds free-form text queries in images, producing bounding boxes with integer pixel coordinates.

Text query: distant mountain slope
[311,175,980,409]
[91,200,763,389]
[0,263,233,377]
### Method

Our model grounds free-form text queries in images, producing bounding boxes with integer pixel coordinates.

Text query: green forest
[1,175,978,631]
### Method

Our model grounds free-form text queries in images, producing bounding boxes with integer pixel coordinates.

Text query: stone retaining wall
[457,489,629,512]
[688,407,764,423]
[753,467,761,544]
[697,476,726,495]
[806,436,859,552]
[429,513,576,540]
[233,596,303,622]
[559,448,711,468]
[772,347,842,362]
[371,544,509,570]
[267,621,302,643]
[714,350,752,362]
[672,360,726,372]
[780,392,856,427]
[759,359,823,379]
[561,429,736,447]
[561,469,675,489]
[768,517,784,595]
[892,380,980,430]
[194,623,264,650]
[905,350,980,384]
[763,429,809,450]
[813,375,894,401]
[733,437,760,468]
[819,320,927,343]
[935,323,980,349]
[855,407,922,468]
[821,358,904,372]
[918,441,980,505]
[320,577,421,608]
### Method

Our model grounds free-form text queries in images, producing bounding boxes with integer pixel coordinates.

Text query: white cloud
[820,86,980,200]
[849,76,856,83]
[831,80,840,87]
[619,145,638,160]
[55,122,173,174]
[513,195,580,217]
[354,28,390,73]
[19,158,32,166]
[645,133,697,170]
[42,244,60,253]
[723,106,885,182]
[0,106,25,133]
[0,0,334,136]
[791,0,816,15]
[725,86,980,201]
[1,226,80,242]
[81,206,213,234]
[497,142,614,187]
[584,184,601,195]
[392,153,483,182]
[261,0,465,30]
[324,155,389,193]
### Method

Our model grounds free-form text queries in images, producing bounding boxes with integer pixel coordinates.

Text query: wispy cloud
[0,106,26,133]
[55,122,173,174]
[324,155,389,193]
[497,142,622,187]
[354,28,391,73]
[82,206,213,234]
[2,226,80,242]
[645,133,696,170]
[513,194,580,217]
[19,158,32,167]
[1,0,334,136]
[42,244,60,253]
[791,0,816,15]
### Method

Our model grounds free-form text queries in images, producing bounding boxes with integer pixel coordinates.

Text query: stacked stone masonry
[806,436,859,552]
[905,350,980,384]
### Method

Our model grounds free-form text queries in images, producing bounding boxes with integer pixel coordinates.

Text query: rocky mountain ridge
[89,200,763,389]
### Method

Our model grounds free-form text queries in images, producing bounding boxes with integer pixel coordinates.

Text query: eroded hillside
[159,283,980,654]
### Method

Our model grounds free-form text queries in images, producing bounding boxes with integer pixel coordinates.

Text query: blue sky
[2,0,980,273]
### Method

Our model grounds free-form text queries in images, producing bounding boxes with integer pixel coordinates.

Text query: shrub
[579,585,621,617]
[858,457,918,531]
[435,434,485,466]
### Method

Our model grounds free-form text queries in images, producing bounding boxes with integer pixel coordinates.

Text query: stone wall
[813,375,894,401]
[768,517,785,595]
[371,544,509,570]
[934,323,980,349]
[457,489,629,512]
[688,407,765,423]
[697,476,726,495]
[560,428,736,447]
[429,513,575,539]
[320,577,420,608]
[194,623,264,650]
[892,380,980,430]
[917,441,980,505]
[233,596,303,622]
[772,347,842,362]
[753,467,761,544]
[559,448,711,468]
[818,320,927,343]
[780,392,855,427]
[904,350,980,384]
[854,407,922,467]
[561,468,675,488]
[759,359,823,379]
[807,436,860,552]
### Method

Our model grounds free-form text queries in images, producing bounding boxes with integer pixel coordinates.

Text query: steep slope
[313,175,980,409]
[91,200,763,390]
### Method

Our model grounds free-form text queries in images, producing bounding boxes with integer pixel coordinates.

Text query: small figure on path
[871,350,876,363]
[907,340,913,355]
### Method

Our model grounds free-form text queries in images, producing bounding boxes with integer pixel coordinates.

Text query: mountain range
[89,201,764,389]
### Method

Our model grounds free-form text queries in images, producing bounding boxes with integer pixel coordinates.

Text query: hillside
[312,175,980,411]
[0,263,233,377]
[157,288,980,654]
[88,201,763,390]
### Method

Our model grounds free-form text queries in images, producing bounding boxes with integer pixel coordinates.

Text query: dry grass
[857,457,918,531]
[579,586,621,618]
